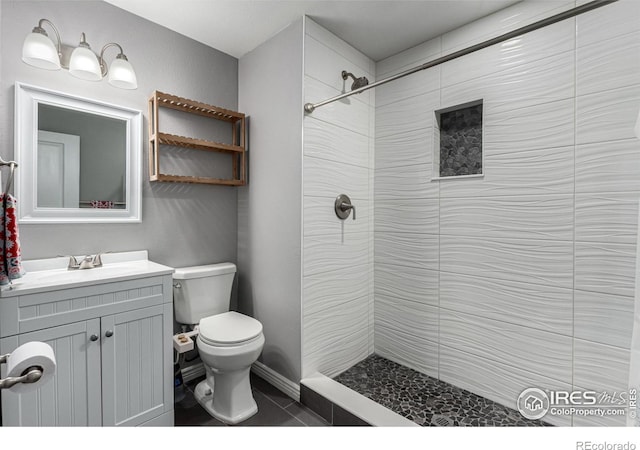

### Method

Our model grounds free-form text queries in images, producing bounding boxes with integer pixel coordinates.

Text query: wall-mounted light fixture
[22,18,138,90]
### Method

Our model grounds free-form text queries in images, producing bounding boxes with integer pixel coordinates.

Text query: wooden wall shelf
[148,91,246,186]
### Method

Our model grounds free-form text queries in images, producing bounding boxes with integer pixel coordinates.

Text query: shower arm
[342,70,356,82]
[303,0,617,113]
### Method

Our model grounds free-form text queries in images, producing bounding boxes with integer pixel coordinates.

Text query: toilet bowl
[172,263,265,425]
[193,311,264,424]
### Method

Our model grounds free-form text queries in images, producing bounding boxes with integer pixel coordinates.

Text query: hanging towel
[0,193,24,285]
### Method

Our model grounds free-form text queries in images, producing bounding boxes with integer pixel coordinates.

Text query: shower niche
[434,100,483,179]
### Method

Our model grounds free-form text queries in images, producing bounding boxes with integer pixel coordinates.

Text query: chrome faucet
[64,255,79,270]
[62,252,108,270]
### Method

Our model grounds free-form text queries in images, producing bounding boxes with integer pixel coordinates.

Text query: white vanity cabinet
[0,252,174,426]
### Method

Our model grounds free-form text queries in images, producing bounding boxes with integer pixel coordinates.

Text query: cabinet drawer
[0,275,172,337]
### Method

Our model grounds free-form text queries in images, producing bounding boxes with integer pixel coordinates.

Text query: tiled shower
[302,18,375,378]
[300,0,640,427]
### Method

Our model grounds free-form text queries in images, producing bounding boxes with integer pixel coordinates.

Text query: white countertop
[0,250,174,297]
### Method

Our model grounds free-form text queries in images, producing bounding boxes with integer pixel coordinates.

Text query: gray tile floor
[174,373,329,426]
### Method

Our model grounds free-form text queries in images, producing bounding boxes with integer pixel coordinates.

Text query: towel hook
[0,158,18,196]
[4,162,17,196]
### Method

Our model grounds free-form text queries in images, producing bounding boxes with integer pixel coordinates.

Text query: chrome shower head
[342,70,369,91]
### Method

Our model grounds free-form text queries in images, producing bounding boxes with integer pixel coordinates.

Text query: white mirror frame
[14,82,142,223]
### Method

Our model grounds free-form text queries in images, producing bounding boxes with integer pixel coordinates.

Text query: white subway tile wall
[374,0,640,426]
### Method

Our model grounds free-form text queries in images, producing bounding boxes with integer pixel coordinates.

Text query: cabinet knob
[90,334,99,342]
[105,330,114,338]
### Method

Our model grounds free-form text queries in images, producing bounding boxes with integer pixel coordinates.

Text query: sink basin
[0,250,174,297]
[22,263,142,284]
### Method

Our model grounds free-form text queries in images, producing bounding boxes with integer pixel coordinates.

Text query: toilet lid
[199,311,263,345]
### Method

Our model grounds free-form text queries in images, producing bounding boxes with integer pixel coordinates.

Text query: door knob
[90,334,99,342]
[105,330,114,338]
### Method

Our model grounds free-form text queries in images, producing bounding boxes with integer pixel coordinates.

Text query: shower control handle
[341,202,356,220]
[335,194,356,221]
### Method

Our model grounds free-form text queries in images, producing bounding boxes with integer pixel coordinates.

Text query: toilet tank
[172,263,236,325]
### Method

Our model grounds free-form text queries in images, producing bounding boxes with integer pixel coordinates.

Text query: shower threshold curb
[300,373,419,427]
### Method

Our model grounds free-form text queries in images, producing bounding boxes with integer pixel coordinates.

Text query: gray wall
[1,0,239,269]
[238,19,303,383]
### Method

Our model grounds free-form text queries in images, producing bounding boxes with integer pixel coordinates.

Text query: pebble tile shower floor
[333,355,550,427]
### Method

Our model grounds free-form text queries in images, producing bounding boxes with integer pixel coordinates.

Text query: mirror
[14,82,142,223]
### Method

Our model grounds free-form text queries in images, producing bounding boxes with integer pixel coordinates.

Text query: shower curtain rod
[303,0,618,113]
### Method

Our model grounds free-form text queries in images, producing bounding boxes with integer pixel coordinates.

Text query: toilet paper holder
[0,353,43,390]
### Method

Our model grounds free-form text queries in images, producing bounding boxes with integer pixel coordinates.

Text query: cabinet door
[101,304,172,426]
[0,319,102,426]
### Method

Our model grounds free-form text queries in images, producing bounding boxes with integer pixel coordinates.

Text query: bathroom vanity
[0,251,174,426]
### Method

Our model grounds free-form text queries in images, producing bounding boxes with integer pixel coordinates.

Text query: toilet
[172,263,264,424]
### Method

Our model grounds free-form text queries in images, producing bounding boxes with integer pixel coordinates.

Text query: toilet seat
[199,311,263,346]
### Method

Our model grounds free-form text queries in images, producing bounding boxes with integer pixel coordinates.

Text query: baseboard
[181,363,205,384]
[180,361,300,403]
[251,361,300,402]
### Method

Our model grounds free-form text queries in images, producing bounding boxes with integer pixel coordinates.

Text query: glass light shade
[22,31,60,70]
[108,57,138,89]
[69,46,102,81]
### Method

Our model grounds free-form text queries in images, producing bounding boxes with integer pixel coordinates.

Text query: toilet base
[193,373,258,424]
